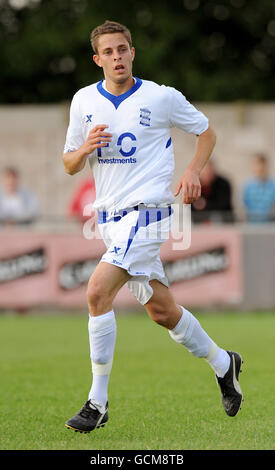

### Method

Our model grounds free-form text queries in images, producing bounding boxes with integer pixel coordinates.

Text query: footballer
[62,20,243,433]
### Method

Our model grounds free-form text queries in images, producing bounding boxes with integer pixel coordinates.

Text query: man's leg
[144,280,243,416]
[65,262,131,433]
[144,280,227,370]
[86,262,131,406]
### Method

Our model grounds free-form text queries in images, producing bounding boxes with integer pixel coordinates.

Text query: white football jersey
[64,78,208,212]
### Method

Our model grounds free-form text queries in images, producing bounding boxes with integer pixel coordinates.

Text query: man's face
[93,33,135,85]
[253,158,268,180]
[3,172,18,194]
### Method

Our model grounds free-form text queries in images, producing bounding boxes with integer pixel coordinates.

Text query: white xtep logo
[232,355,242,395]
[96,413,105,427]
[89,402,106,426]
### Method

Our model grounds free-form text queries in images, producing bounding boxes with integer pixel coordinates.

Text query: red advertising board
[0,227,243,310]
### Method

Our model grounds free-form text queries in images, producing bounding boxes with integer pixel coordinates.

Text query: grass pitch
[0,310,274,450]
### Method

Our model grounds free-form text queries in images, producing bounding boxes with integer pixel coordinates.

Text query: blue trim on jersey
[97,77,143,109]
[166,137,172,148]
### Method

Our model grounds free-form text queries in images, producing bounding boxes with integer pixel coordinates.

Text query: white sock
[88,375,110,408]
[168,306,230,377]
[88,310,116,407]
[208,348,230,378]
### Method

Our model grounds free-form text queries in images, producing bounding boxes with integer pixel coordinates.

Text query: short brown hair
[90,20,132,54]
[3,166,19,178]
[254,153,268,165]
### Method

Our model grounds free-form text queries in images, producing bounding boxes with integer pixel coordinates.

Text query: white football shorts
[97,204,172,305]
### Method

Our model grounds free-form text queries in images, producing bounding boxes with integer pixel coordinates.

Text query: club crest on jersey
[139,108,151,127]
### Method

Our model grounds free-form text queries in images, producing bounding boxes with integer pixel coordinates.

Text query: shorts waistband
[98,204,172,224]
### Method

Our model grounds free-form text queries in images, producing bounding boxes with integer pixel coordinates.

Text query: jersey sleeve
[167,87,209,135]
[63,92,85,153]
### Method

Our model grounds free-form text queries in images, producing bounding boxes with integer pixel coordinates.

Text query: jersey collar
[96,77,142,109]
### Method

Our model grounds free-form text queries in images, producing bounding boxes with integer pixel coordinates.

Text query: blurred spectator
[0,167,40,227]
[243,153,275,223]
[192,159,234,223]
[67,177,96,224]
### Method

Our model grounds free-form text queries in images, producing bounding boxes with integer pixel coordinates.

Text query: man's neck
[257,176,268,182]
[104,75,135,96]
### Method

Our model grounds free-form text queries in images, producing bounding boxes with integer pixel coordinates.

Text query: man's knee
[87,263,130,315]
[145,301,173,327]
[87,283,101,306]
[86,282,113,314]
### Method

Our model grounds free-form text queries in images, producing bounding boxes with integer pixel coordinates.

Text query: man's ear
[131,47,135,62]
[93,54,102,67]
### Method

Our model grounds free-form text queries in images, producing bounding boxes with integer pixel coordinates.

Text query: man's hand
[174,126,216,204]
[174,169,201,204]
[63,124,112,175]
[80,124,112,155]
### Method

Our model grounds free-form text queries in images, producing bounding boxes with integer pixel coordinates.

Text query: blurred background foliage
[1,0,275,103]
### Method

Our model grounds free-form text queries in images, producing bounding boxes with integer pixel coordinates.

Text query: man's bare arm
[63,124,112,175]
[174,125,216,204]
